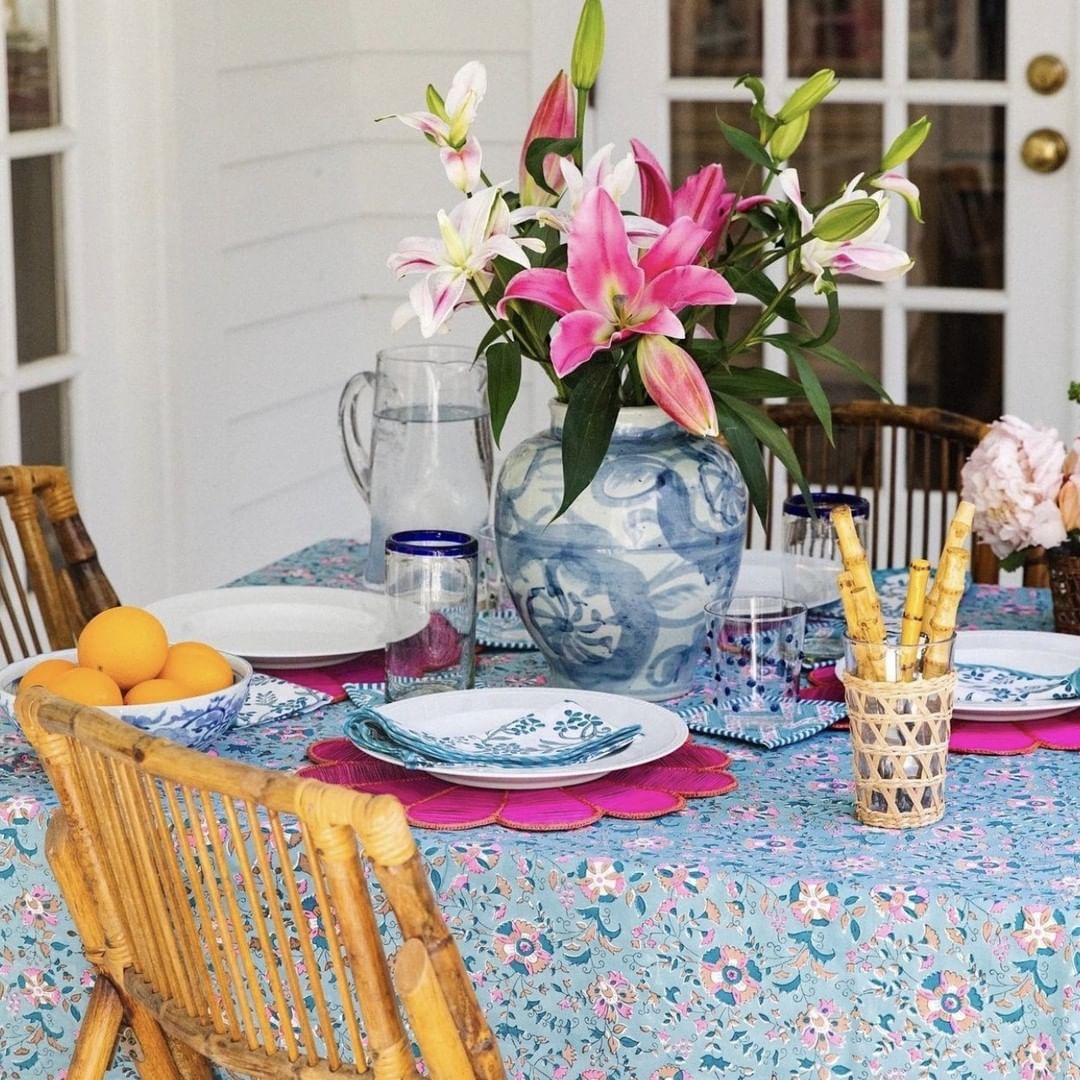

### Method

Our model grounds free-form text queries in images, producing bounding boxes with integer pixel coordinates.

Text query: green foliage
[555,360,621,518]
[524,137,581,198]
[486,341,522,447]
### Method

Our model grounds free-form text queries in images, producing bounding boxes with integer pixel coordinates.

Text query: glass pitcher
[338,344,494,587]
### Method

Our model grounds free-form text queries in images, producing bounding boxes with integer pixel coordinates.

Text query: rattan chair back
[0,465,118,660]
[16,686,504,1080]
[753,401,1040,585]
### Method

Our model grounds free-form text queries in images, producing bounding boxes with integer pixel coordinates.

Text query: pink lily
[497,187,735,377]
[389,187,541,337]
[518,71,576,207]
[636,335,718,437]
[631,139,773,258]
[779,168,913,293]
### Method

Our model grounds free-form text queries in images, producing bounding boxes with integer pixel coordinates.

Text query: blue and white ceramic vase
[494,403,748,700]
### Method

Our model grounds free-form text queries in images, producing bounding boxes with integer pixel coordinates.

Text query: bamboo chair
[15,685,506,1080]
[752,401,1047,587]
[0,464,119,660]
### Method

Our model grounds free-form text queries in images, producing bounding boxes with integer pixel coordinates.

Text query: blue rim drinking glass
[384,530,478,700]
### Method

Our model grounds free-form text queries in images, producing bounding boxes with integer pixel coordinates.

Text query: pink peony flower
[960,415,1067,557]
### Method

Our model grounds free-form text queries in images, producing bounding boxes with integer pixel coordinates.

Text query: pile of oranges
[20,606,234,707]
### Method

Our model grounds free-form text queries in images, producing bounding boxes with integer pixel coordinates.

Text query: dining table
[0,537,1078,1080]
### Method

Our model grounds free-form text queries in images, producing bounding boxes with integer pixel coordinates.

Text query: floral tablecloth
[1,539,1078,1080]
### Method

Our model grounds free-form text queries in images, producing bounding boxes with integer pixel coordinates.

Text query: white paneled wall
[157,0,550,594]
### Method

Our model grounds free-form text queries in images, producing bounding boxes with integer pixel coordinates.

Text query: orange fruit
[50,667,123,707]
[20,657,76,691]
[124,678,189,706]
[159,642,234,696]
[77,606,169,691]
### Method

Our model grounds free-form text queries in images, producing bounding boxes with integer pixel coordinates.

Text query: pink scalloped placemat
[300,738,737,831]
[804,666,1080,755]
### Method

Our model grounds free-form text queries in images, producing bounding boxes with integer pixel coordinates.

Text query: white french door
[599,0,1079,436]
[0,0,79,473]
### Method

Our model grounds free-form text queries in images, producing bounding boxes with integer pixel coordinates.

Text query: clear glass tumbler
[705,595,807,721]
[781,491,870,609]
[384,530,478,701]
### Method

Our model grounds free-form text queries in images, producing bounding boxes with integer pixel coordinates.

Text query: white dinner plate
[146,586,429,669]
[735,551,838,609]
[359,687,689,789]
[836,630,1080,723]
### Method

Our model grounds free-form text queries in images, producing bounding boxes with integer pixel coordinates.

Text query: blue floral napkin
[234,673,332,728]
[341,685,641,769]
[955,662,1080,704]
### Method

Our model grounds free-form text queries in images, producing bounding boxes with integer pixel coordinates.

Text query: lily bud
[571,0,605,91]
[881,116,931,170]
[776,68,838,124]
[812,197,880,242]
[767,112,809,161]
[636,335,719,438]
[425,83,448,122]
[519,71,576,206]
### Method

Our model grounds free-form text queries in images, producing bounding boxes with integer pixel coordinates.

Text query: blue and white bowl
[0,647,252,750]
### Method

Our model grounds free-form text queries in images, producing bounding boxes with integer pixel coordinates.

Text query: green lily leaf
[714,403,769,525]
[714,391,812,507]
[706,367,807,401]
[787,349,833,444]
[555,360,621,518]
[486,341,522,448]
[717,120,776,171]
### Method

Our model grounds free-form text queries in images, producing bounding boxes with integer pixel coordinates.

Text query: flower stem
[573,90,588,169]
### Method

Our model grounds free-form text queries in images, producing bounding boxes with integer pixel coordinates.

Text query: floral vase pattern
[494,403,747,700]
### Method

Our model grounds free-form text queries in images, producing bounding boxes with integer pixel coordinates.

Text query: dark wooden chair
[752,401,1047,586]
[0,465,119,661]
[16,685,506,1079]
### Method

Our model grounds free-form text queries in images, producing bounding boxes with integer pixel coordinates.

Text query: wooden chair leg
[119,988,186,1080]
[165,1034,215,1080]
[68,977,124,1080]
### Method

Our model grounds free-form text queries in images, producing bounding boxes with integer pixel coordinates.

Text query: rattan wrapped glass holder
[1047,548,1080,636]
[840,669,956,828]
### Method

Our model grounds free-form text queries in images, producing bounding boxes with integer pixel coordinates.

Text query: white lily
[511,144,658,241]
[779,168,913,293]
[388,187,542,337]
[383,61,487,191]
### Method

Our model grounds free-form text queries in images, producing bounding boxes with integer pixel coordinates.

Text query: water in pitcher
[363,403,492,586]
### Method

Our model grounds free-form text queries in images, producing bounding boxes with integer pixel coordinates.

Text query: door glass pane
[908,311,1002,420]
[671,0,762,78]
[5,0,59,131]
[788,0,883,78]
[20,381,68,466]
[909,0,1006,80]
[11,155,67,363]
[907,104,1004,289]
[670,101,757,186]
[790,102,882,211]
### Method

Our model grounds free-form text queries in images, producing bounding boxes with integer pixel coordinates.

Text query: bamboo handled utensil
[832,505,887,679]
[899,559,930,682]
[923,546,969,677]
[921,501,974,640]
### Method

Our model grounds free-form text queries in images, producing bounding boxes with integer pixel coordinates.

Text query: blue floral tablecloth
[1,539,1078,1080]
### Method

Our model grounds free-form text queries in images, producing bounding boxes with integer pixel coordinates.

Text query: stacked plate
[146,587,427,669]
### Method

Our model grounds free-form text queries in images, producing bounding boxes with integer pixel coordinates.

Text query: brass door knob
[1022,128,1069,173]
[1027,54,1068,94]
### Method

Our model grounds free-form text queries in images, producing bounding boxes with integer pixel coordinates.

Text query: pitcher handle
[338,370,377,504]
